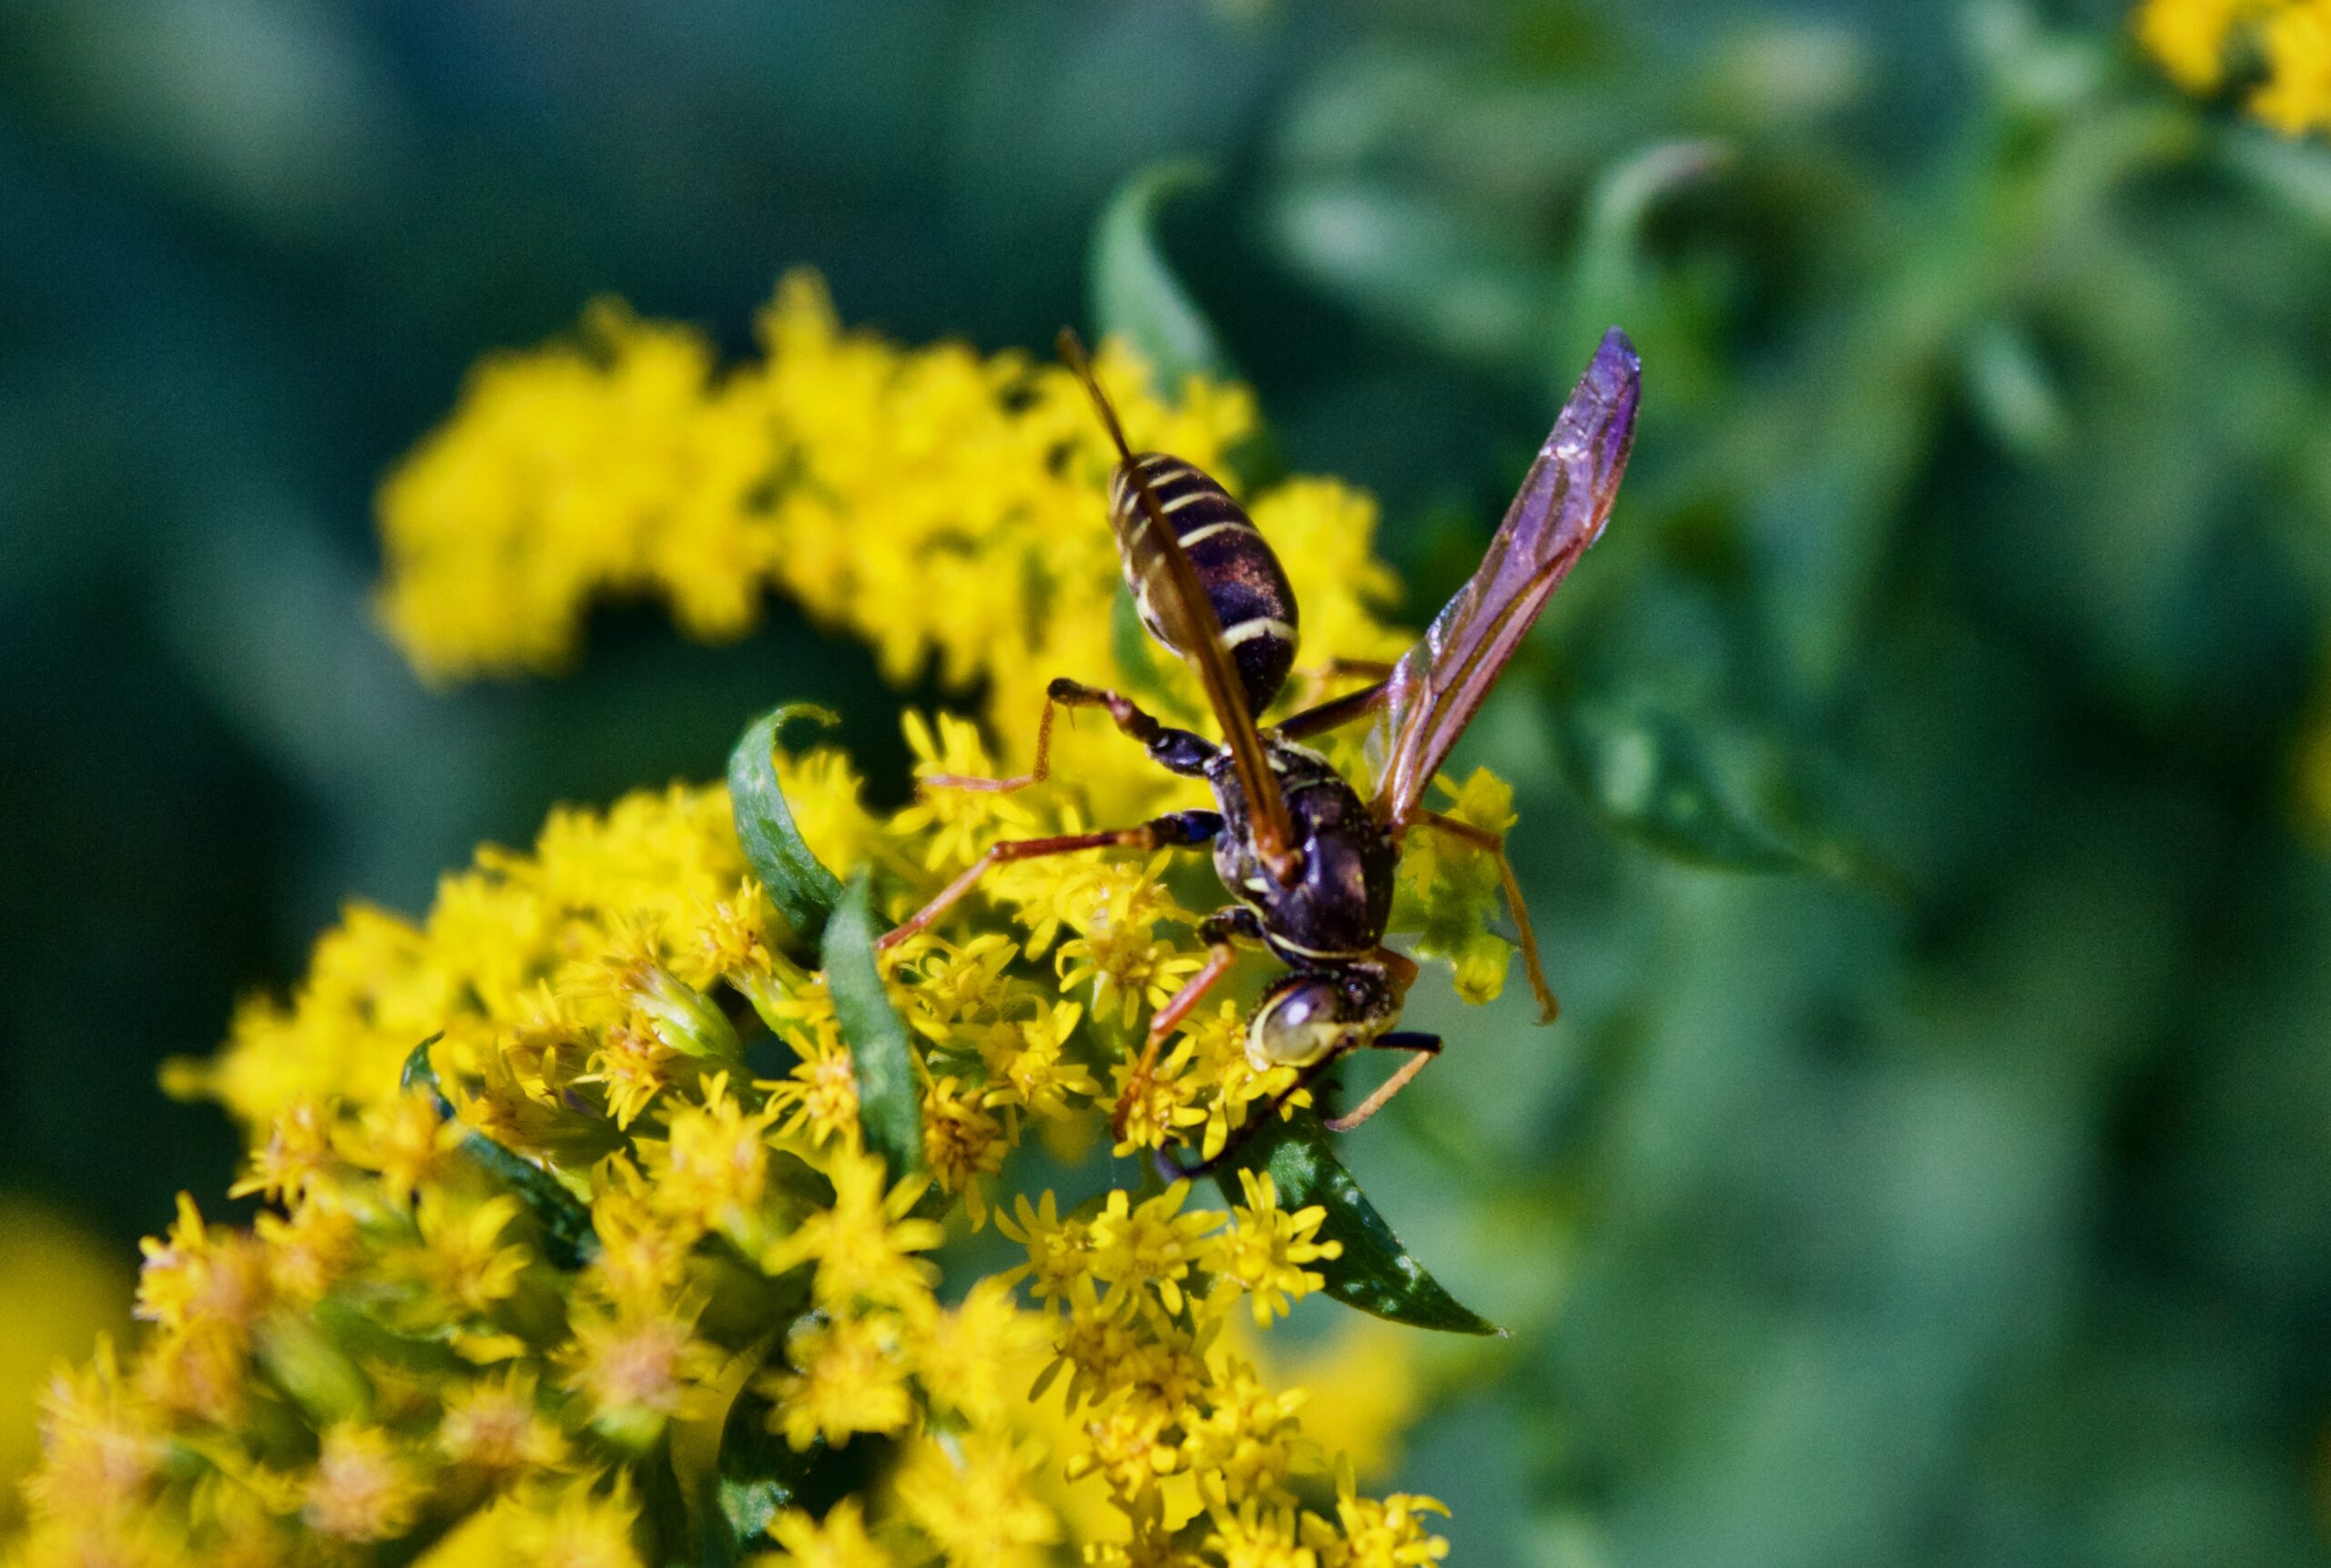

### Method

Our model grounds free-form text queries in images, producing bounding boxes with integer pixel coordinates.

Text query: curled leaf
[1092,159,1233,391]
[728,704,846,947]
[1216,1107,1499,1336]
[820,874,924,1179]
[1567,137,1732,369]
[1267,181,1555,372]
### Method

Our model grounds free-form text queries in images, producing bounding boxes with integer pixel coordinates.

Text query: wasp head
[1246,963,1400,1071]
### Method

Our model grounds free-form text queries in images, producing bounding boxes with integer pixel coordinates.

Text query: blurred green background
[9,0,2331,1561]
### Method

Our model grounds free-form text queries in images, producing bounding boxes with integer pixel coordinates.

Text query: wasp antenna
[1056,328,1137,466]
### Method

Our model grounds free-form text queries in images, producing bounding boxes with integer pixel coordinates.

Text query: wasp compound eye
[1247,975,1353,1070]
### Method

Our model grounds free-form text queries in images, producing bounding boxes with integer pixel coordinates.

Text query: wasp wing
[1114,453,1298,879]
[1367,329,1641,824]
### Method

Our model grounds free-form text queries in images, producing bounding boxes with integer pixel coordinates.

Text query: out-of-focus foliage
[8,0,2331,1563]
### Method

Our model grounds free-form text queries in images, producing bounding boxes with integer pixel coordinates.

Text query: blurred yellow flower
[2137,0,2331,134]
[1,1209,131,1528]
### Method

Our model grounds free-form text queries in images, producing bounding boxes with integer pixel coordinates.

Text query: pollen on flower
[921,1074,1008,1228]
[1323,1490,1451,1568]
[25,1341,161,1521]
[1216,1172,1341,1327]
[135,1196,268,1341]
[894,711,1043,873]
[759,1314,916,1451]
[341,1089,462,1202]
[771,1150,944,1317]
[974,997,1101,1123]
[227,1096,337,1204]
[1109,1042,1211,1157]
[919,1278,1051,1428]
[1086,1183,1218,1317]
[894,1430,1061,1566]
[765,1024,863,1147]
[437,1367,568,1478]
[504,1476,646,1568]
[394,1190,533,1324]
[559,1303,717,1443]
[761,1497,891,1568]
[304,1422,428,1543]
[1054,858,1205,1029]
[645,1072,779,1240]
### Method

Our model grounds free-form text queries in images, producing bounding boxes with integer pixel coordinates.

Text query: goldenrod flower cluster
[2137,0,2331,135]
[8,277,1519,1566]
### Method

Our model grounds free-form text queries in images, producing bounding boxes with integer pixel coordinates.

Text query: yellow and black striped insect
[880,328,1641,1157]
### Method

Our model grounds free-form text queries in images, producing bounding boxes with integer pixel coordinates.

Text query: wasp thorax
[1247,967,1396,1070]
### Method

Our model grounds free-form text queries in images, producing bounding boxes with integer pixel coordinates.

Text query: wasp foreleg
[925,678,1213,792]
[1149,1029,1441,1178]
[1322,1031,1442,1133]
[875,809,1222,952]
[1110,907,1264,1143]
[1404,809,1557,1023]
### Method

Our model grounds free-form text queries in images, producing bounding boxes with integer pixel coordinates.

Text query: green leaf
[1960,320,2067,459]
[728,704,847,948]
[1552,702,1823,874]
[711,1394,880,1553]
[1565,137,1730,388]
[1091,159,1233,391]
[398,1037,599,1270]
[1216,1108,1500,1336]
[1267,180,1557,373]
[820,874,923,1179]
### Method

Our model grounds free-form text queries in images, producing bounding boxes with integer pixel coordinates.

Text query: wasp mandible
[878,328,1641,1153]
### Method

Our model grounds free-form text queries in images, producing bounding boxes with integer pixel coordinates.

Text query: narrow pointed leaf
[1092,160,1233,391]
[1216,1107,1499,1336]
[728,704,846,946]
[820,874,923,1179]
[399,1037,597,1269]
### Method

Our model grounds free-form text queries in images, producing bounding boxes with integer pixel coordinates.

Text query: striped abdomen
[1109,452,1299,716]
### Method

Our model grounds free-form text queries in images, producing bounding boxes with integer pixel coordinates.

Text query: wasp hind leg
[924,678,1211,793]
[875,809,1222,952]
[1274,671,1390,742]
[1406,809,1558,1024]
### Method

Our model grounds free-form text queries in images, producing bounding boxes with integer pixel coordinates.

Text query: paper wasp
[878,328,1640,1156]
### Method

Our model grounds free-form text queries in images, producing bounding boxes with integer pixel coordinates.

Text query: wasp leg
[875,809,1222,952]
[1273,677,1389,742]
[1372,945,1420,994]
[927,678,1212,792]
[1404,809,1558,1024]
[1110,908,1266,1143]
[1148,1045,1349,1181]
[1323,1031,1442,1133]
[1149,1027,1439,1178]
